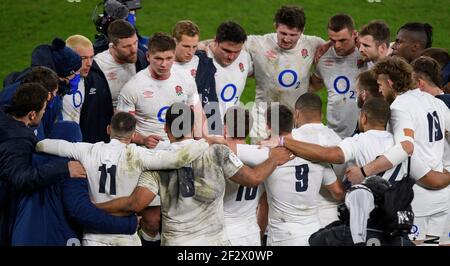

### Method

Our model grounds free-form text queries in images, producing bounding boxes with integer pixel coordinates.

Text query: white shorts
[410,210,448,242]
[228,232,261,246]
[266,221,320,246]
[266,234,310,246]
[82,232,142,246]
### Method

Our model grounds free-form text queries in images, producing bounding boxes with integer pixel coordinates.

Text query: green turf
[1,0,449,113]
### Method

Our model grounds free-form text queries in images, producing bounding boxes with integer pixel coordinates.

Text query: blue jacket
[11,154,137,246]
[1,43,65,140]
[436,94,450,109]
[80,51,148,143]
[0,108,68,245]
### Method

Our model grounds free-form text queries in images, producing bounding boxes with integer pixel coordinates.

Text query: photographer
[309,176,415,246]
[92,0,148,54]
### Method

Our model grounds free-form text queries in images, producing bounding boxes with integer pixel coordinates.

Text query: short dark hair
[165,102,194,140]
[172,20,200,42]
[110,112,136,137]
[295,92,322,114]
[328,14,355,32]
[356,70,382,98]
[6,83,48,117]
[274,5,306,31]
[411,56,442,87]
[223,106,253,139]
[420,48,450,69]
[23,66,59,93]
[398,22,433,49]
[215,21,247,44]
[361,98,391,128]
[359,20,390,47]
[372,56,414,93]
[266,104,293,135]
[107,19,136,44]
[148,32,176,54]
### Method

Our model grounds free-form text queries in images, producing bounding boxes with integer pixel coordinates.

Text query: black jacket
[0,108,69,245]
[79,50,148,143]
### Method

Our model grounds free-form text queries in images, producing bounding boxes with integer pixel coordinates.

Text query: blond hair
[65,34,93,50]
[172,20,200,42]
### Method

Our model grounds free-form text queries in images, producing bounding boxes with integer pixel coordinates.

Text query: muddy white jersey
[94,49,136,108]
[390,89,450,216]
[36,138,209,245]
[314,47,361,138]
[62,78,85,123]
[207,49,253,118]
[245,33,324,109]
[138,143,243,246]
[117,67,199,139]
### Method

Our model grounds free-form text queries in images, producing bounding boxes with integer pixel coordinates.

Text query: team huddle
[0,0,449,246]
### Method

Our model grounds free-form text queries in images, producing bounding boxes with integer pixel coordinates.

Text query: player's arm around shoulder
[136,139,209,170]
[230,147,292,187]
[36,138,92,161]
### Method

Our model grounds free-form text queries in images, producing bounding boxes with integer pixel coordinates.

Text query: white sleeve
[36,139,92,161]
[246,52,254,77]
[346,188,375,244]
[337,136,357,163]
[116,81,137,113]
[137,139,209,170]
[390,105,415,144]
[322,166,337,185]
[236,144,269,167]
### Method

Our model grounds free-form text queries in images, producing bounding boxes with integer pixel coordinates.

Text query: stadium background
[0,0,448,117]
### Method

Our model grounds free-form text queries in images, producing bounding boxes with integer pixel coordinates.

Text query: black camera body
[92,0,142,34]
[120,0,142,10]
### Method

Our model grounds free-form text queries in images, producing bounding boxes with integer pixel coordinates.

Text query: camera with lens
[92,0,142,35]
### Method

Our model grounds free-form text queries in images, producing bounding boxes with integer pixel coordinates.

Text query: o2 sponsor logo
[157,106,170,123]
[333,75,355,99]
[72,91,83,108]
[278,69,300,89]
[221,84,238,104]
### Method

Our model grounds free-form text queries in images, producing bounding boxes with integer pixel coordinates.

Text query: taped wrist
[383,143,409,166]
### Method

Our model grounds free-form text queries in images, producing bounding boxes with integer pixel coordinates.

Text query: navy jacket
[0,108,68,245]
[80,50,148,143]
[195,50,220,134]
[436,93,450,109]
[12,159,137,246]
[1,44,65,140]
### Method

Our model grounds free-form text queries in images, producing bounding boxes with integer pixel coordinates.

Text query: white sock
[140,229,161,241]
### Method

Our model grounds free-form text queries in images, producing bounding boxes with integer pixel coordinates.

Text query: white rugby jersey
[207,49,253,118]
[117,67,199,140]
[223,177,264,245]
[36,138,209,245]
[94,50,136,108]
[291,123,344,219]
[314,47,361,138]
[245,33,324,109]
[172,55,200,82]
[62,78,85,123]
[237,141,337,243]
[338,130,409,183]
[389,89,450,216]
[137,142,243,246]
